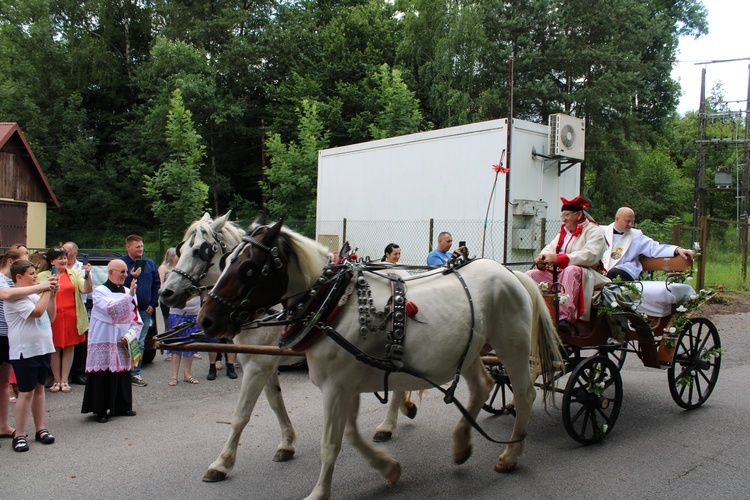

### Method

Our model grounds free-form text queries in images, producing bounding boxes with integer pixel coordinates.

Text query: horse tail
[513,270,564,409]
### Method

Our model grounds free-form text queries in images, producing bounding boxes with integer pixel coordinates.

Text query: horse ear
[211,211,231,232]
[262,217,285,245]
[201,212,212,222]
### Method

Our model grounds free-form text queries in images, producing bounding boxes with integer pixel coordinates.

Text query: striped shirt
[0,274,14,337]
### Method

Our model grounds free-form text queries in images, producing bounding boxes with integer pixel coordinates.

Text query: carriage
[481,255,722,444]
[160,214,721,499]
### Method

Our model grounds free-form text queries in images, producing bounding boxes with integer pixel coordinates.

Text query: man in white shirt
[602,207,694,281]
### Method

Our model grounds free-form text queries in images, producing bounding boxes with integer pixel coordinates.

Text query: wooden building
[0,122,60,249]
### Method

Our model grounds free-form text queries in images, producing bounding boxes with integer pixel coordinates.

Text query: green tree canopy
[143,89,209,243]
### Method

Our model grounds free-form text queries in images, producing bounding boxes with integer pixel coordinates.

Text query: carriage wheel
[601,344,627,370]
[562,355,622,444]
[482,364,515,416]
[667,318,722,410]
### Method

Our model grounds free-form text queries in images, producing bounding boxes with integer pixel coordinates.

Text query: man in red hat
[526,196,609,334]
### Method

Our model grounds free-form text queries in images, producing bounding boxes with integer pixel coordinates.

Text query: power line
[693,57,750,65]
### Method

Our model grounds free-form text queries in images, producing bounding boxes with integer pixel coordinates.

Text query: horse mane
[217,219,245,246]
[249,221,331,287]
[183,214,245,248]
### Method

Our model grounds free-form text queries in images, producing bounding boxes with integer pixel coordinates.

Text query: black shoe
[70,374,88,385]
[116,410,137,417]
[207,365,217,381]
[226,364,237,379]
[12,434,29,452]
[35,429,55,444]
[44,374,54,389]
[97,414,109,423]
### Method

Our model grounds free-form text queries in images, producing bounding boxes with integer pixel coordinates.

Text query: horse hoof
[494,460,517,473]
[384,460,401,485]
[202,469,227,482]
[404,402,418,420]
[453,445,472,465]
[273,449,295,462]
[373,431,392,442]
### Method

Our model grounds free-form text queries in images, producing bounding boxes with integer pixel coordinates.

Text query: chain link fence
[32,216,750,292]
[313,218,563,270]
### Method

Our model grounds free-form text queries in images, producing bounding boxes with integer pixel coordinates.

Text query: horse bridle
[206,226,289,322]
[171,227,230,296]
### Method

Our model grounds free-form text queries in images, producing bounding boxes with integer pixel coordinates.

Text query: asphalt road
[3,311,749,499]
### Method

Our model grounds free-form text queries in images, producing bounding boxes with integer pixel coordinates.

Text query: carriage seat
[634,255,695,318]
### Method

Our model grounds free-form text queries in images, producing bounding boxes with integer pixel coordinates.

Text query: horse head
[198,216,291,338]
[159,211,243,309]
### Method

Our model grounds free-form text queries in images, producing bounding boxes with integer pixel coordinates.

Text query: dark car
[84,252,157,364]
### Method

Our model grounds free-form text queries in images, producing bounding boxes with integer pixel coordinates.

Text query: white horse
[198,219,562,500]
[159,213,416,483]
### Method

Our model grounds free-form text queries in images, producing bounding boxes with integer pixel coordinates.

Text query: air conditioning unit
[548,113,585,160]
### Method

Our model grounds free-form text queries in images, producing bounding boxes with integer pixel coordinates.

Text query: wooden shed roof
[0,122,60,208]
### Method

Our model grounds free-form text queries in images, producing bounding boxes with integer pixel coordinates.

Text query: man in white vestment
[81,260,142,423]
[601,207,694,281]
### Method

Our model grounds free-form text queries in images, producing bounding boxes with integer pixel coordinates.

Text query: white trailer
[316,116,583,265]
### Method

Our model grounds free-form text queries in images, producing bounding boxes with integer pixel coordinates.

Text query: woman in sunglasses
[36,247,92,393]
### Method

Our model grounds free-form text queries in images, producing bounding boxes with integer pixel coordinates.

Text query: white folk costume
[81,280,142,419]
[601,224,678,281]
[526,197,609,323]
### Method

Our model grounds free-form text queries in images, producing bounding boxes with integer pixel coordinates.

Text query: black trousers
[71,338,88,376]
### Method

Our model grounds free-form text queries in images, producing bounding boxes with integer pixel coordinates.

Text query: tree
[367,63,424,139]
[143,89,209,243]
[261,99,329,220]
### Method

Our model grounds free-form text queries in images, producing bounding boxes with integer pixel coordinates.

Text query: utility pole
[503,55,514,264]
[693,68,707,231]
[741,65,750,281]
[742,65,750,226]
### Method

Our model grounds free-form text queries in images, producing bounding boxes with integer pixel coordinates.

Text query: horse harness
[290,260,523,445]
[206,232,524,445]
[206,226,288,323]
[172,226,232,296]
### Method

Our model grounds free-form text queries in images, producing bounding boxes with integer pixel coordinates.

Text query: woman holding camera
[37,247,92,393]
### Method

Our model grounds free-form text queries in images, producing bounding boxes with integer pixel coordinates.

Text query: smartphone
[459,241,466,248]
[81,254,89,279]
[133,259,144,271]
[50,265,57,276]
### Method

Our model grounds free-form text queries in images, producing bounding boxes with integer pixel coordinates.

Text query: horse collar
[278,267,354,351]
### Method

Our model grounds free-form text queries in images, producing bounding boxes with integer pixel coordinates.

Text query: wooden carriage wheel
[562,355,623,444]
[667,317,721,410]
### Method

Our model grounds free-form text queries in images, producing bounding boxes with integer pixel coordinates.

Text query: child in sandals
[4,260,59,452]
[167,295,202,386]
